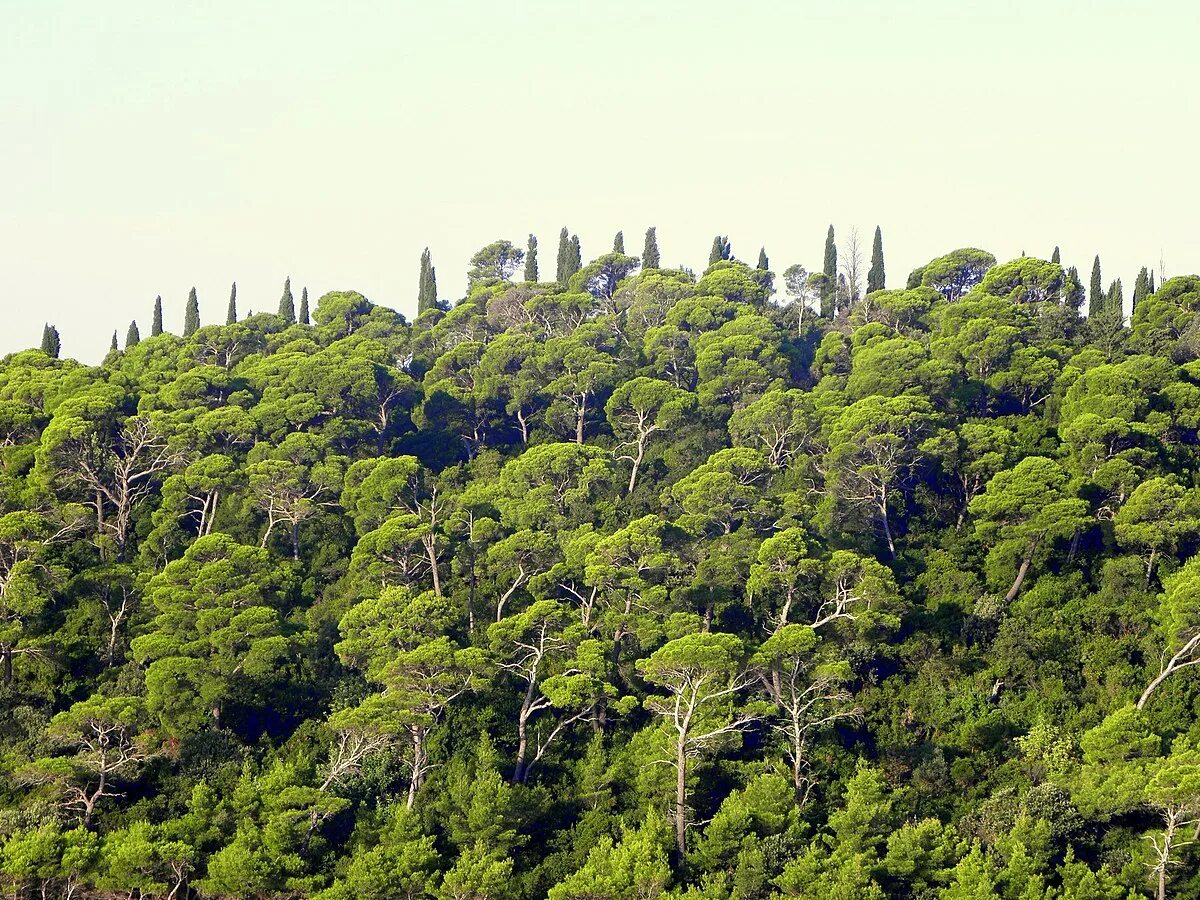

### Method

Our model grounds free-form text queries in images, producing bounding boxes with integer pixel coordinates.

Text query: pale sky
[3,1,1197,362]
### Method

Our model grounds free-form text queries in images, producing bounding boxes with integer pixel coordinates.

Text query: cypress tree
[152,296,164,336]
[757,247,769,270]
[1106,279,1124,320]
[867,226,885,294]
[1088,255,1103,318]
[418,248,438,313]
[822,225,837,317]
[1051,246,1061,264]
[278,276,296,323]
[524,234,538,282]
[1064,266,1085,311]
[109,331,118,352]
[40,324,61,358]
[226,282,238,325]
[126,321,141,349]
[556,227,571,284]
[1132,267,1151,312]
[184,287,200,337]
[567,235,582,281]
[613,231,625,254]
[1150,270,1156,293]
[299,287,310,325]
[642,227,660,269]
[708,236,731,265]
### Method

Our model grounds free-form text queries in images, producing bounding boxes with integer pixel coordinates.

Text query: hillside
[2,232,1200,898]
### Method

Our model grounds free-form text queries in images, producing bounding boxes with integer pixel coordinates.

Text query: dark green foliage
[867,225,885,294]
[39,323,60,358]
[757,246,769,270]
[418,247,438,313]
[152,295,164,335]
[184,286,200,336]
[709,234,732,265]
[821,224,837,316]
[1051,245,1061,264]
[3,233,1200,900]
[226,281,238,325]
[642,226,660,269]
[524,234,538,282]
[613,230,624,254]
[109,329,118,351]
[1088,254,1104,317]
[125,320,140,348]
[278,276,296,323]
[556,226,571,284]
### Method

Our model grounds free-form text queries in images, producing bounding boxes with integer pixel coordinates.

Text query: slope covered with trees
[3,230,1200,898]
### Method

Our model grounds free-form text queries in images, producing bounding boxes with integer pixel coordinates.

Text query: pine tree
[642,227,660,269]
[867,226,885,294]
[1088,255,1103,318]
[822,225,838,317]
[757,247,769,270]
[613,231,625,254]
[278,276,296,323]
[1051,246,1061,264]
[226,282,238,325]
[109,330,118,352]
[299,287,310,325]
[1132,267,1151,312]
[39,324,61,358]
[556,227,571,284]
[125,321,141,349]
[418,248,438,313]
[184,287,200,337]
[151,296,164,336]
[524,234,538,282]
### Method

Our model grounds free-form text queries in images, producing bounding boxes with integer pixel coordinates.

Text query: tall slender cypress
[566,235,582,282]
[867,226,885,294]
[299,287,310,325]
[613,231,625,254]
[1088,255,1104,318]
[226,282,238,325]
[152,296,164,336]
[708,236,731,265]
[184,287,200,337]
[40,324,61,358]
[556,227,571,284]
[278,276,296,323]
[1106,279,1124,320]
[524,234,538,282]
[642,227,660,269]
[1132,267,1151,312]
[757,247,769,270]
[822,225,838,317]
[1051,246,1061,264]
[109,330,118,352]
[1150,271,1156,294]
[126,321,141,348]
[418,249,438,313]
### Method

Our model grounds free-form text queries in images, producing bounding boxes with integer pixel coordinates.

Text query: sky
[2,0,1198,363]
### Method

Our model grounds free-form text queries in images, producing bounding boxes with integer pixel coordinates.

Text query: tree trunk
[424,538,442,596]
[1,645,11,683]
[626,441,645,495]
[674,739,688,859]
[1004,554,1033,603]
[879,502,896,559]
[407,728,424,810]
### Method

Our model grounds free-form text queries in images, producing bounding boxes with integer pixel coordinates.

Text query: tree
[122,321,139,349]
[709,235,732,266]
[278,276,296,323]
[183,287,200,337]
[524,234,538,282]
[556,226,571,284]
[840,227,864,304]
[418,248,438,313]
[638,632,758,858]
[605,377,695,493]
[1088,254,1103,317]
[298,286,310,324]
[866,225,885,294]
[40,324,60,358]
[109,330,118,352]
[1115,478,1200,584]
[613,231,625,254]
[1133,266,1153,312]
[917,248,996,300]
[568,234,582,281]
[226,282,237,325]
[642,226,660,269]
[1051,245,1061,263]
[757,247,769,270]
[468,240,525,286]
[152,295,164,335]
[969,456,1089,603]
[821,225,837,316]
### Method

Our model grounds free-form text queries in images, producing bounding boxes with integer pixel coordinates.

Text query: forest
[3,225,1200,899]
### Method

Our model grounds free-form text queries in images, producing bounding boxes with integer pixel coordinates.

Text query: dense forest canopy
[4,227,1200,899]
